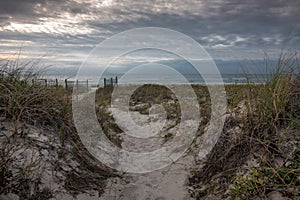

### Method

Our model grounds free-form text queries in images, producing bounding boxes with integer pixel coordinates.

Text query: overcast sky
[0,0,299,73]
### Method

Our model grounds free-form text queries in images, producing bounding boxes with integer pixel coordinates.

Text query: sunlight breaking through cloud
[0,0,299,69]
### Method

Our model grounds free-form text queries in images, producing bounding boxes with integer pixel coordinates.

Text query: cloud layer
[0,0,299,70]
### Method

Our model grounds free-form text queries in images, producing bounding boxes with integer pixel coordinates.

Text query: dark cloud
[0,0,55,21]
[0,0,44,15]
[0,0,299,69]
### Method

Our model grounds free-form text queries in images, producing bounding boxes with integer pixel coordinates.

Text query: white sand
[99,108,197,200]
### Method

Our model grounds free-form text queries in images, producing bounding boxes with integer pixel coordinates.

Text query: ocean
[44,73,266,88]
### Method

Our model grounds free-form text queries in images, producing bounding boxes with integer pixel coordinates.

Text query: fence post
[55,79,58,88]
[45,79,47,88]
[110,77,113,88]
[86,79,89,91]
[65,79,68,90]
[104,78,107,88]
[115,76,118,85]
[76,79,78,90]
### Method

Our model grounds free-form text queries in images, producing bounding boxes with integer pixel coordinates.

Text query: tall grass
[0,58,71,135]
[0,57,115,198]
[189,51,300,200]
[229,51,300,199]
[244,51,299,138]
[0,58,74,197]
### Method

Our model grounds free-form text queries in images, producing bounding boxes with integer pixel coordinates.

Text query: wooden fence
[64,79,89,91]
[30,76,118,91]
[103,76,118,89]
[32,79,59,88]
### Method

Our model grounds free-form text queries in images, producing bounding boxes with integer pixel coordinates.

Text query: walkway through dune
[99,107,199,200]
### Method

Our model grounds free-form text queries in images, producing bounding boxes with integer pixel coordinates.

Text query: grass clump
[229,52,300,199]
[129,84,181,120]
[0,59,71,135]
[0,57,116,199]
[189,51,300,199]
[231,53,300,199]
[230,153,300,199]
[244,52,300,138]
[94,87,123,147]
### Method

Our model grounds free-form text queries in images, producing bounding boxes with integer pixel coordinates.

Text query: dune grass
[228,52,300,199]
[190,51,300,199]
[1,51,298,199]
[243,52,299,138]
[0,58,115,199]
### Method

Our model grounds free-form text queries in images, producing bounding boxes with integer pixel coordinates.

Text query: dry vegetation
[0,51,299,199]
[0,58,116,199]
[189,52,300,199]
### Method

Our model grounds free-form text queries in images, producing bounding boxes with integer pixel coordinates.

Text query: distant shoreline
[43,73,268,89]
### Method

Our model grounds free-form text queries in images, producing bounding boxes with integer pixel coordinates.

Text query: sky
[0,0,299,74]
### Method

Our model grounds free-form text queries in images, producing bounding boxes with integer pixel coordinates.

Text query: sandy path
[100,154,194,200]
[99,108,197,200]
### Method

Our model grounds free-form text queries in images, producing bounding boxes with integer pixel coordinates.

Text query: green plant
[230,157,300,199]
[229,168,266,199]
[163,132,174,142]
